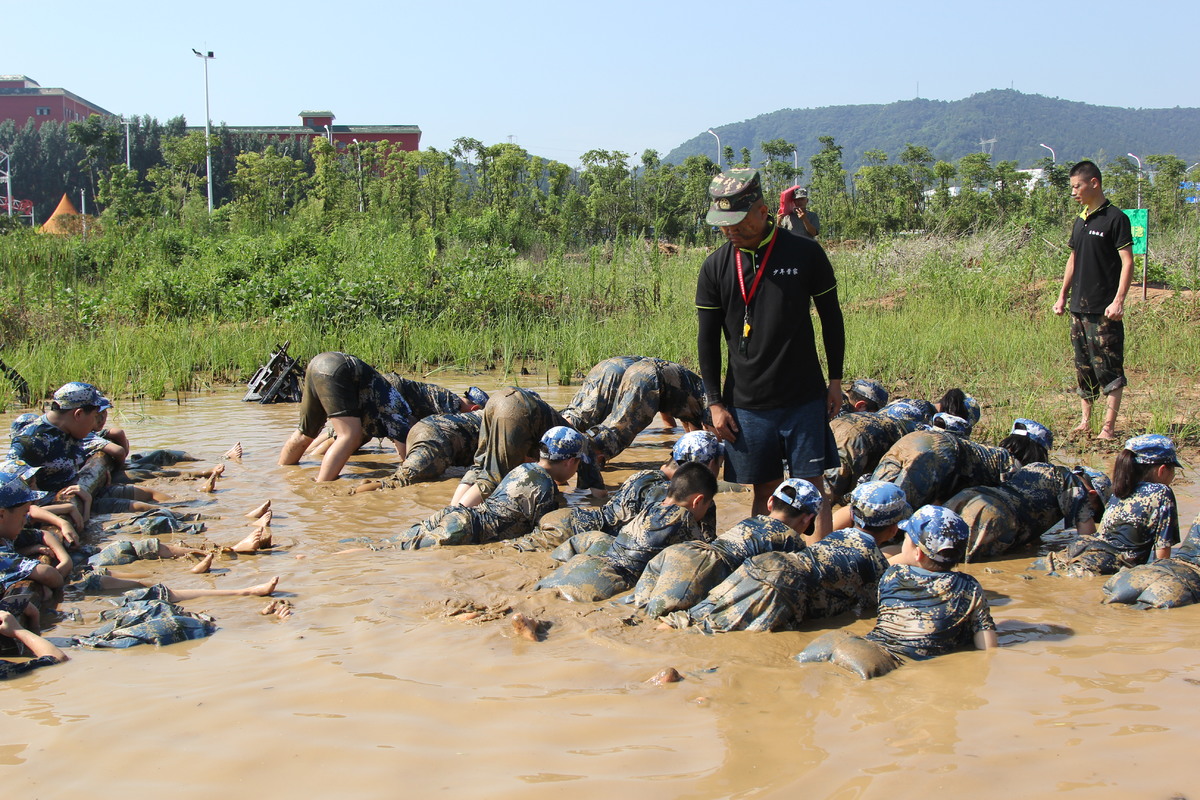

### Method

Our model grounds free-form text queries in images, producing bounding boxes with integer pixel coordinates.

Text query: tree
[759,138,799,203]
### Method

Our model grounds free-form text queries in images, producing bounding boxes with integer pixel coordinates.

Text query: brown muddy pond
[3,381,1199,799]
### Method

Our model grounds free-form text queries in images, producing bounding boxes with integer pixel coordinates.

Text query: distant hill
[665,89,1200,173]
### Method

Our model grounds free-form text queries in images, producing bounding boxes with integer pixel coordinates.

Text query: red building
[209,110,421,150]
[0,76,113,128]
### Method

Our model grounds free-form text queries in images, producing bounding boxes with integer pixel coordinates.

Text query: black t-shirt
[696,227,841,409]
[1068,200,1133,314]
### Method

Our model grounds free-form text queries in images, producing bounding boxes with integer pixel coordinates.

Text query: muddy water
[3,383,1199,799]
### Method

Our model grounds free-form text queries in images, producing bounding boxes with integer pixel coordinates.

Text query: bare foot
[232,525,272,554]
[272,599,293,619]
[199,463,225,493]
[246,576,279,597]
[1098,425,1117,440]
[260,599,279,615]
[247,509,273,528]
[191,553,214,574]
[353,481,383,495]
[647,667,683,685]
[223,442,243,460]
[1071,422,1090,434]
[510,612,541,642]
[244,499,271,519]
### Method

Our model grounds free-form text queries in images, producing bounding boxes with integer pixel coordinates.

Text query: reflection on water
[0,383,1198,799]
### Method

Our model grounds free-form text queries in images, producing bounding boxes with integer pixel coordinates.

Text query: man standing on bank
[697,168,845,535]
[1053,160,1134,440]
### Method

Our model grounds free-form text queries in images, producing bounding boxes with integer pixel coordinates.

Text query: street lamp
[707,129,721,168]
[121,117,132,169]
[192,48,215,214]
[1038,142,1055,164]
[1127,152,1142,209]
[792,147,799,181]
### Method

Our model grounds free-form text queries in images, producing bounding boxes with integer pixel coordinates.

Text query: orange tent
[39,193,98,235]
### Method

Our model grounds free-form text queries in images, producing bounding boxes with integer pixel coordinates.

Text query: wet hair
[667,462,718,502]
[998,434,1047,467]
[846,390,881,413]
[936,388,969,421]
[1069,160,1102,184]
[918,551,958,572]
[1111,449,1164,499]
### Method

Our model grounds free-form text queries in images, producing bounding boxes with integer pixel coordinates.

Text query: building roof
[0,82,114,115]
[198,124,421,136]
[299,110,335,118]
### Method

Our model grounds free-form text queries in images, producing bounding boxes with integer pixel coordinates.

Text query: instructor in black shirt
[696,168,845,534]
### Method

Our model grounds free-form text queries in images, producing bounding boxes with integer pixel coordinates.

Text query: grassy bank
[2,222,1198,451]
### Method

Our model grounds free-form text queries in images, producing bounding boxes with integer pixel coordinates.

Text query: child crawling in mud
[797,505,998,680]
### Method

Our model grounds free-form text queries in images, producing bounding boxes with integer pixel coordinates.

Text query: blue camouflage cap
[465,387,489,407]
[881,400,927,424]
[1072,465,1113,504]
[541,426,588,461]
[0,459,40,483]
[850,481,912,528]
[932,413,971,436]
[10,413,38,435]
[901,505,969,566]
[772,478,823,516]
[706,168,764,226]
[1011,418,1053,451]
[672,431,722,465]
[53,382,112,411]
[849,378,888,408]
[0,472,46,509]
[1124,434,1182,468]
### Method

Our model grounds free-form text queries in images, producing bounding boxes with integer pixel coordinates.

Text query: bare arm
[0,611,67,662]
[974,629,999,650]
[1105,246,1135,321]
[26,505,79,547]
[1054,251,1075,315]
[39,531,73,579]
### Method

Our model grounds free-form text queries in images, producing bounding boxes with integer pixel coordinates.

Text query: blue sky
[9,0,1198,166]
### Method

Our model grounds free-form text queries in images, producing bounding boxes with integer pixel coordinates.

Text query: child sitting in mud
[668,481,909,633]
[1103,512,1200,608]
[796,504,998,680]
[1041,434,1180,577]
[0,473,70,632]
[534,462,718,603]
[510,430,723,552]
[390,426,586,550]
[630,477,820,618]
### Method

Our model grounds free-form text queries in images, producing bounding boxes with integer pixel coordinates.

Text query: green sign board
[1123,208,1148,255]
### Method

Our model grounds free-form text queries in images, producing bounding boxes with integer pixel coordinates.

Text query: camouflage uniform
[826,412,914,502]
[946,463,1094,561]
[680,527,890,633]
[382,374,464,421]
[0,655,59,680]
[631,515,803,618]
[380,411,482,488]
[1103,514,1200,608]
[92,538,165,567]
[864,564,996,661]
[586,358,707,462]
[870,430,1012,510]
[559,356,644,431]
[6,417,85,494]
[297,352,413,442]
[459,387,569,500]
[395,463,559,549]
[1046,482,1179,577]
[536,503,699,602]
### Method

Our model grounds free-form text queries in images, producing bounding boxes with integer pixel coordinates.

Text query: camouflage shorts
[1070,313,1126,401]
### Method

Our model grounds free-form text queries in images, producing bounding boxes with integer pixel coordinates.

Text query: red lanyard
[735,231,777,309]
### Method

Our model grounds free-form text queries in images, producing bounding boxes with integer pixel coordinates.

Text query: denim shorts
[724,395,838,485]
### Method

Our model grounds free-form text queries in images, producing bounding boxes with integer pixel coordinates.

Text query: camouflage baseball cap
[880,400,928,424]
[850,378,888,408]
[962,394,981,426]
[0,459,40,482]
[772,478,823,516]
[9,413,38,435]
[1124,434,1182,467]
[901,505,969,566]
[541,426,587,461]
[705,168,764,226]
[1011,418,1053,451]
[672,430,722,465]
[793,186,808,199]
[465,387,489,407]
[931,412,971,437]
[850,481,912,528]
[53,382,112,411]
[0,472,46,509]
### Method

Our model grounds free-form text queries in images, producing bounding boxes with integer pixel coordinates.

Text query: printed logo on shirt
[1088,230,1105,237]
[772,267,800,276]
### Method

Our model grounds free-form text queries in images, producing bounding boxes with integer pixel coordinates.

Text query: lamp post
[1038,142,1055,164]
[352,138,364,213]
[792,147,799,182]
[1127,152,1142,209]
[707,129,721,168]
[192,48,215,214]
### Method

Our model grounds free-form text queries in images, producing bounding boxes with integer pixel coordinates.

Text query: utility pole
[192,49,216,213]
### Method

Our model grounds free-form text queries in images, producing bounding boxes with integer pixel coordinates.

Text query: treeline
[2,114,1198,247]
